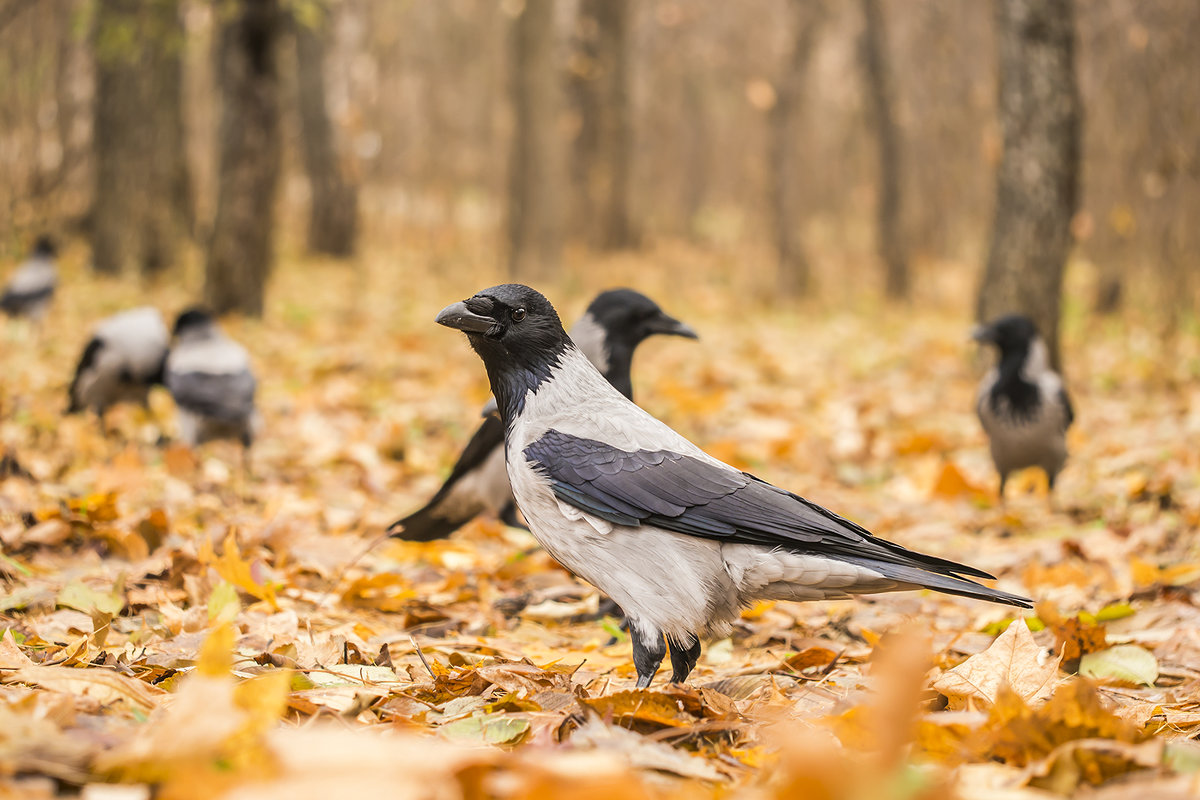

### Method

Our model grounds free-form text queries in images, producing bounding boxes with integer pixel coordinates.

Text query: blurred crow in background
[68,306,169,422]
[165,308,259,455]
[389,288,697,542]
[1,236,57,320]
[435,284,1032,687]
[973,314,1073,499]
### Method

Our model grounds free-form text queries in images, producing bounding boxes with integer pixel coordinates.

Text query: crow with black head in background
[68,307,170,422]
[973,314,1073,499]
[1,236,57,320]
[432,284,1031,687]
[165,308,259,454]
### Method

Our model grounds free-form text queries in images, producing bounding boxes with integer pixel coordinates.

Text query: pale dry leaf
[932,620,1061,708]
[0,629,34,669]
[4,665,165,712]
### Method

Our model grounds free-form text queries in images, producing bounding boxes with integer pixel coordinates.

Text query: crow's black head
[32,235,56,258]
[586,288,698,349]
[172,306,216,337]
[437,284,570,420]
[575,288,697,399]
[973,313,1039,358]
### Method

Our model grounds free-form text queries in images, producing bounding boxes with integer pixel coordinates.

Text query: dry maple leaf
[932,619,1061,708]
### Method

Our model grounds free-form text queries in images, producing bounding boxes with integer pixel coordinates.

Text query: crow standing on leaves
[434,284,1032,687]
[973,314,1073,499]
[1,236,57,320]
[389,289,698,542]
[68,307,170,420]
[165,308,259,454]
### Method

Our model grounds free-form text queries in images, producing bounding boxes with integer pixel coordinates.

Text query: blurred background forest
[0,0,1198,336]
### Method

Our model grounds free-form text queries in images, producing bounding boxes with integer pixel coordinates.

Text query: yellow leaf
[199,531,279,611]
[198,624,235,678]
[931,461,986,499]
[234,670,291,736]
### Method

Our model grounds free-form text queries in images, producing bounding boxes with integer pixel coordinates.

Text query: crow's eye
[511,307,526,322]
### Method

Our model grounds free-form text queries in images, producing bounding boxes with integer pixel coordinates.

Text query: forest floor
[2,240,1200,799]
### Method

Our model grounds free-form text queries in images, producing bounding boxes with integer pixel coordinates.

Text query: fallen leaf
[1079,645,1159,687]
[932,619,1061,708]
[3,665,165,712]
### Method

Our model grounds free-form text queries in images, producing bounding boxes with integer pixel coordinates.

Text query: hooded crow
[973,314,1073,498]
[1,236,57,320]
[435,284,1032,687]
[68,306,170,419]
[389,289,697,542]
[165,308,259,450]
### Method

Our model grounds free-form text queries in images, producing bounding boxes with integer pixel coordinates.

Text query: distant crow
[68,307,169,420]
[1,236,57,320]
[389,289,697,542]
[165,308,259,452]
[434,284,1031,687]
[973,314,1073,498]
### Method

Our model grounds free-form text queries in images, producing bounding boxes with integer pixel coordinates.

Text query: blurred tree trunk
[91,0,142,274]
[507,0,563,279]
[770,0,824,297]
[206,0,282,317]
[860,0,909,300]
[54,0,80,190]
[141,0,191,274]
[977,0,1081,367]
[91,0,189,275]
[294,4,358,257]
[570,0,636,250]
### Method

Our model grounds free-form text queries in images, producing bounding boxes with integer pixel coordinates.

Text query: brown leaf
[578,689,699,730]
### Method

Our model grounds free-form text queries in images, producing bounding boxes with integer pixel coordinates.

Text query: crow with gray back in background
[68,306,170,421]
[1,236,57,320]
[389,288,697,542]
[165,308,259,454]
[973,314,1073,499]
[434,284,1032,687]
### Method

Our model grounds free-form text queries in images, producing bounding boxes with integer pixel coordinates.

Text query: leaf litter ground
[2,243,1200,798]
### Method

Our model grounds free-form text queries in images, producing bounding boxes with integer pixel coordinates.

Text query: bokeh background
[1,0,1197,333]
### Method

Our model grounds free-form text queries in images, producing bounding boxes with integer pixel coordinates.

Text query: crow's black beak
[971,324,994,344]
[647,313,699,340]
[436,301,496,334]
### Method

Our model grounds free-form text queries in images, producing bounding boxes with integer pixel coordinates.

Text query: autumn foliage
[2,248,1199,798]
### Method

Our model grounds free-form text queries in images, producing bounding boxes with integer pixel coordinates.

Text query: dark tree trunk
[978,0,1081,367]
[570,0,636,249]
[206,0,283,317]
[507,0,563,279]
[770,0,824,297]
[860,0,909,299]
[91,0,143,274]
[141,0,191,274]
[91,0,189,276]
[294,4,358,257]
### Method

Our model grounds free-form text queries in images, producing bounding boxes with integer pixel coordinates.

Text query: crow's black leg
[499,501,527,530]
[630,626,666,689]
[997,473,1007,504]
[667,636,702,684]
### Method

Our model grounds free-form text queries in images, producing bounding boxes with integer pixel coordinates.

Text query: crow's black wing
[67,336,105,413]
[167,368,256,421]
[389,414,519,540]
[525,429,1030,607]
[1059,387,1075,429]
